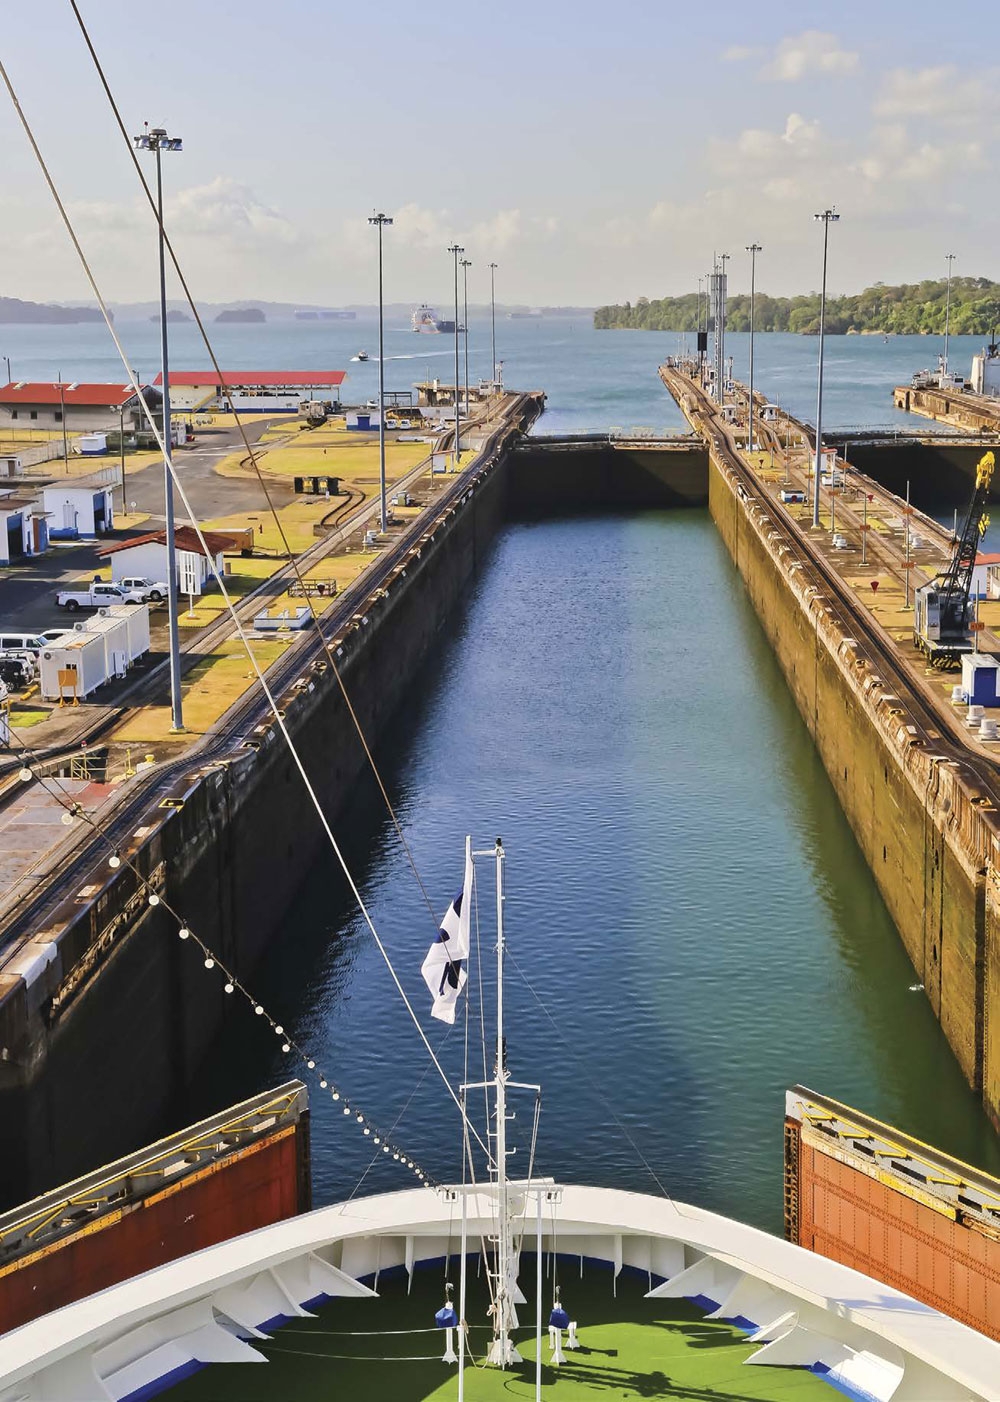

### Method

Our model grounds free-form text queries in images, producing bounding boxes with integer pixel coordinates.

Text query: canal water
[10,316,999,1230]
[185,505,1000,1236]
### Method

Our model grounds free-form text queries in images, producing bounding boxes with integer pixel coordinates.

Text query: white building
[971,348,1000,398]
[40,481,115,540]
[0,490,47,563]
[156,370,346,414]
[98,526,232,596]
[0,382,160,434]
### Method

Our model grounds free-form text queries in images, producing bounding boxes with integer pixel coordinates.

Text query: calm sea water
[13,316,998,1231]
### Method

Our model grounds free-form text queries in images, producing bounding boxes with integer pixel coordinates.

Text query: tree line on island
[594,277,1000,336]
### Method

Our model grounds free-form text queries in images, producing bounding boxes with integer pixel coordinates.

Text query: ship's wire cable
[66,0,466,935]
[0,55,489,1162]
[0,733,437,1181]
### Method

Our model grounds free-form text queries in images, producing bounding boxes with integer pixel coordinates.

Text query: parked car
[0,630,49,655]
[117,576,169,602]
[0,651,37,688]
[55,582,149,611]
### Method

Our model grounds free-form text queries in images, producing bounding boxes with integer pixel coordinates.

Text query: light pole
[746,243,761,452]
[448,244,464,466]
[943,252,956,383]
[135,123,184,732]
[812,208,840,530]
[3,356,10,383]
[112,399,127,515]
[369,211,393,534]
[489,261,498,389]
[460,257,472,417]
[56,378,68,473]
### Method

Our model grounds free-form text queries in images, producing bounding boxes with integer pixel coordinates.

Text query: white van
[0,630,49,655]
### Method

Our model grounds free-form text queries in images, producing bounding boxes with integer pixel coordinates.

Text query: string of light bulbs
[2,748,437,1188]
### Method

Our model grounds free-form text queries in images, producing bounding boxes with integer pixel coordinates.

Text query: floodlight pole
[448,244,464,467]
[489,262,498,390]
[461,258,472,417]
[812,208,839,531]
[369,211,393,533]
[136,123,184,731]
[746,243,761,452]
[943,252,956,382]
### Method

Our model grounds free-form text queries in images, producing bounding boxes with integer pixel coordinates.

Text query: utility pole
[57,376,68,473]
[369,211,393,533]
[812,208,840,530]
[461,257,472,417]
[135,123,184,731]
[489,262,498,390]
[943,252,956,384]
[746,244,762,453]
[448,244,464,467]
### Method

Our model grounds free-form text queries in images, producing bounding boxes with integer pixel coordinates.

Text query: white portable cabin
[38,631,107,701]
[40,483,114,540]
[100,603,150,663]
[74,613,130,680]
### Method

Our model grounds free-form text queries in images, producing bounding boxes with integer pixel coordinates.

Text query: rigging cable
[0,52,488,1162]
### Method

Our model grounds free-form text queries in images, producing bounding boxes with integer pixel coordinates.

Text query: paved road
[0,418,292,630]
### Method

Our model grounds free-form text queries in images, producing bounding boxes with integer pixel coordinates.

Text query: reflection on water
[184,511,1000,1235]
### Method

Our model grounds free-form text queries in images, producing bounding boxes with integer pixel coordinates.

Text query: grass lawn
[111,638,287,742]
[170,1261,829,1402]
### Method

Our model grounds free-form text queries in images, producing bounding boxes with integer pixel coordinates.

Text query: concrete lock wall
[707,450,1000,1110]
[0,441,514,1205]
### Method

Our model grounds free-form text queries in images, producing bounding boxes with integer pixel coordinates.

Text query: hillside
[594,278,1000,336]
[0,296,105,325]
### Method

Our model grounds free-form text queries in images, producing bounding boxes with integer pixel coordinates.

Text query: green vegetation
[595,277,1000,336]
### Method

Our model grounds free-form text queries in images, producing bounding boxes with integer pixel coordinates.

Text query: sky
[1,0,998,308]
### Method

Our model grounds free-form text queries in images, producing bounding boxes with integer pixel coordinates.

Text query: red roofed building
[97,527,239,596]
[153,370,346,413]
[0,382,160,432]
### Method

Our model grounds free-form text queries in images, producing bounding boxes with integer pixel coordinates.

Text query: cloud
[761,30,859,82]
[166,177,298,246]
[874,65,999,125]
[710,112,823,174]
[854,122,986,184]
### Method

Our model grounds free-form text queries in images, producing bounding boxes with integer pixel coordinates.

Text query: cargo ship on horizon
[412,303,457,334]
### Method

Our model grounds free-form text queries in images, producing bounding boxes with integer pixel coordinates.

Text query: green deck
[170,1261,831,1400]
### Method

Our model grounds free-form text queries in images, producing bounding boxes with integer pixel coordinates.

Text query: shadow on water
[176,506,1000,1230]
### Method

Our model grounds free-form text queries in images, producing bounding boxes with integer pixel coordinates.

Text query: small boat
[355,349,369,362]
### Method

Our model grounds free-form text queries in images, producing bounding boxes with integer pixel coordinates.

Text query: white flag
[422,846,473,1024]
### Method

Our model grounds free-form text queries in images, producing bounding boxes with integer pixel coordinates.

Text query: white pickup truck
[55,581,150,611]
[117,576,168,602]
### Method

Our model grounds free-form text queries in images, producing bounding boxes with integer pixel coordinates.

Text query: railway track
[663,368,1000,814]
[0,396,539,951]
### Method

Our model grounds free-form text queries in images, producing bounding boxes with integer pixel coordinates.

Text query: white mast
[487,835,520,1365]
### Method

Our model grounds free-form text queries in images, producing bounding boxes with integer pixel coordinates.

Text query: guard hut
[41,480,115,539]
[761,404,779,424]
[0,491,47,562]
[962,652,1000,706]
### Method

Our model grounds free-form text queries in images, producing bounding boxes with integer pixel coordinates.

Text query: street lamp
[56,377,68,473]
[369,211,393,534]
[134,122,184,732]
[448,244,464,466]
[489,262,498,390]
[112,398,127,515]
[812,208,840,530]
[3,357,10,384]
[746,244,762,453]
[943,252,957,383]
[460,257,472,417]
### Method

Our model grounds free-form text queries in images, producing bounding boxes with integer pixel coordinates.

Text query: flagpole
[458,1136,468,1402]
[494,836,511,1367]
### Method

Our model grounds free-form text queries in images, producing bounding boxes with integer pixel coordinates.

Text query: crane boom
[914,451,994,667]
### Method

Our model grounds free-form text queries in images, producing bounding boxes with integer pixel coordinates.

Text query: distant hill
[595,278,1000,336]
[0,296,105,325]
[215,308,266,324]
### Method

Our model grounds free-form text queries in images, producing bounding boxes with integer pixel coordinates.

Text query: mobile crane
[914,450,994,667]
